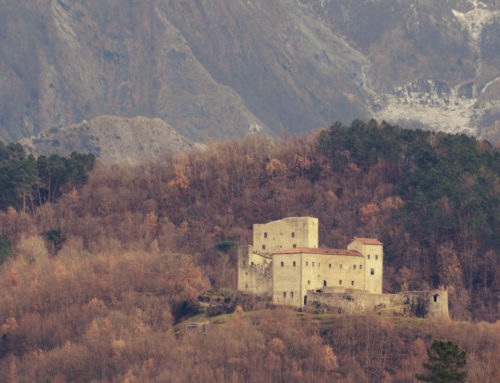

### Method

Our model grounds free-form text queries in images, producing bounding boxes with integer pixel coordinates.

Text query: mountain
[1,0,499,148]
[19,116,196,165]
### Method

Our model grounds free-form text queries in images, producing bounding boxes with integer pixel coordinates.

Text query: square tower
[253,217,318,254]
[347,237,383,294]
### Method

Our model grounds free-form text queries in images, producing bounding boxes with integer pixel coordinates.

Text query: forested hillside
[0,121,499,382]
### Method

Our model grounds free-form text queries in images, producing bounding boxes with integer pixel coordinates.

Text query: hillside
[1,0,500,149]
[0,122,499,381]
[19,116,197,165]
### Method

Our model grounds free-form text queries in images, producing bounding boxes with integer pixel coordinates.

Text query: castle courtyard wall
[307,289,449,318]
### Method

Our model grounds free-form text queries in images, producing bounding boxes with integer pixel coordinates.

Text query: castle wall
[237,245,272,295]
[308,289,449,318]
[253,217,318,254]
[273,251,366,308]
[272,252,302,306]
[301,253,365,297]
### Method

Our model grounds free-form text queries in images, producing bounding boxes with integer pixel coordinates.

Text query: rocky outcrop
[20,116,197,165]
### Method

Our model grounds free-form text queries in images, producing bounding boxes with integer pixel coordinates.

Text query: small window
[368,254,370,260]
[291,232,295,238]
[306,261,309,266]
[339,280,342,285]
[243,261,246,266]
[245,284,248,289]
[433,294,438,302]
[318,263,320,267]
[283,292,287,298]
[351,281,354,286]
[370,268,374,275]
[340,264,342,269]
[353,265,356,269]
[323,280,327,287]
[308,280,311,285]
[312,262,315,267]
[375,255,379,260]
[281,261,284,267]
[262,244,266,250]
[359,265,362,269]
[245,272,248,276]
[329,264,332,268]
[264,232,267,238]
[251,262,254,268]
[293,261,296,267]
[290,291,294,298]
[293,244,297,248]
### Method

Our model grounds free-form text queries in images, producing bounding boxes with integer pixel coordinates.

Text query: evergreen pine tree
[416,340,466,383]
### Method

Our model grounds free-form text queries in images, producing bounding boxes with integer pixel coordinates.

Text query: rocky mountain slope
[1,0,500,153]
[19,116,196,165]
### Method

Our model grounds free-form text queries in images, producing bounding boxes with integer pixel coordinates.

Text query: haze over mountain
[1,0,500,158]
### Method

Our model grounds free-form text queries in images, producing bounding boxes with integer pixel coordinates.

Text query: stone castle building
[238,217,448,318]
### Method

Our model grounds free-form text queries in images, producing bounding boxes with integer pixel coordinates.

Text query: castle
[238,217,449,318]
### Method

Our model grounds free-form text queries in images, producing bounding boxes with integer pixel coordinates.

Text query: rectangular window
[340,264,342,269]
[370,268,375,275]
[339,280,342,285]
[375,255,379,260]
[329,264,332,268]
[251,262,254,268]
[312,262,315,267]
[281,261,284,267]
[264,232,267,238]
[246,284,248,289]
[293,261,296,267]
[283,292,286,298]
[359,265,362,269]
[308,280,311,285]
[293,244,297,248]
[290,292,294,298]
[243,261,246,266]
[353,265,356,269]
[306,261,308,266]
[368,254,370,259]
[262,244,266,250]
[318,263,320,267]
[291,232,295,238]
[351,281,354,286]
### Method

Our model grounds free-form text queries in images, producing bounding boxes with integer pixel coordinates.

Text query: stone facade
[237,217,449,318]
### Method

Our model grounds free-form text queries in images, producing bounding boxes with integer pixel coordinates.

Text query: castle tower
[347,237,383,294]
[252,217,318,254]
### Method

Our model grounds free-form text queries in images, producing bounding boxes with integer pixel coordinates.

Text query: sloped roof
[273,247,363,257]
[352,237,383,246]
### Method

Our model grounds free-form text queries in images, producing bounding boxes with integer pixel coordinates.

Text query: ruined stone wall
[237,245,272,295]
[307,289,449,318]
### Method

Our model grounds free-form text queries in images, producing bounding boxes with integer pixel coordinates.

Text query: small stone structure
[238,217,449,318]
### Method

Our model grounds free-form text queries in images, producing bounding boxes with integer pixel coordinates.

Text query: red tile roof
[352,237,383,246]
[273,247,363,257]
